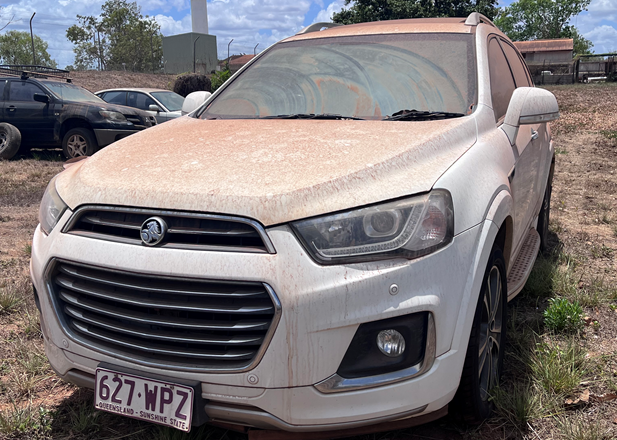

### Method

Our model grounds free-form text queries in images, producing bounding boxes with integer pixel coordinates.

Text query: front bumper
[93,129,141,147]
[31,210,486,430]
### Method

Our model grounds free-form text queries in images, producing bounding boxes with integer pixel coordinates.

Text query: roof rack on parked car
[0,65,72,83]
[464,12,496,28]
[296,22,343,35]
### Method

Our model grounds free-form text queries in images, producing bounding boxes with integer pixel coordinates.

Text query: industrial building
[162,0,218,74]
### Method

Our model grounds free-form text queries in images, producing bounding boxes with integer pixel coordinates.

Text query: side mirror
[148,104,161,112]
[34,93,50,104]
[181,91,212,115]
[502,87,559,145]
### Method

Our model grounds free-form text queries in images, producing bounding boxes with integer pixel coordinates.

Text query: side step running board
[507,228,540,301]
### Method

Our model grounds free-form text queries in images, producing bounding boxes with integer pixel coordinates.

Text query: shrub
[543,298,584,333]
[211,69,231,92]
[173,74,212,97]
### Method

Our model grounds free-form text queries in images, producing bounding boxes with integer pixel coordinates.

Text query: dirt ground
[68,70,177,93]
[0,83,616,440]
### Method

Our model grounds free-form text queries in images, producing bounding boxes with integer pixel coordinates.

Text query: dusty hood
[56,116,477,226]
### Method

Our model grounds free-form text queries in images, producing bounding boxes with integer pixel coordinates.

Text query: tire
[62,128,97,159]
[452,245,507,423]
[537,163,554,254]
[0,123,22,160]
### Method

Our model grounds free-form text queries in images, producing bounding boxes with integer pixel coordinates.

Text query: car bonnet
[56,116,477,226]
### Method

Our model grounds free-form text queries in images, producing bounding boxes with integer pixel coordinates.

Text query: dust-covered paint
[56,116,477,226]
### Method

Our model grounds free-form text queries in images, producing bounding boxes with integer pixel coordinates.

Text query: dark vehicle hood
[61,100,148,117]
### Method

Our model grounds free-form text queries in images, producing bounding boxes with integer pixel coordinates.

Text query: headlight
[39,176,68,235]
[291,190,454,264]
[99,110,127,122]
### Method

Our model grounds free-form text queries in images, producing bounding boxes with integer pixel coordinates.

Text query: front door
[5,80,55,144]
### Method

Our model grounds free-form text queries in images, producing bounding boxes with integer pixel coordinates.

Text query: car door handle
[7,106,15,112]
[531,129,539,141]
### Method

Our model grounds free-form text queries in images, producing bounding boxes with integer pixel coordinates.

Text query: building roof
[229,54,255,66]
[513,39,574,53]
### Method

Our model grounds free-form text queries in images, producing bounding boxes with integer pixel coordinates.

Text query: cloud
[313,0,345,23]
[583,24,617,53]
[1,0,614,70]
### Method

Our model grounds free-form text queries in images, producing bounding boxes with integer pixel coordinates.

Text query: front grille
[48,261,281,371]
[64,207,273,253]
[124,114,142,125]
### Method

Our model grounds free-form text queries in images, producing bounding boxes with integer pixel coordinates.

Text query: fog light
[376,329,406,357]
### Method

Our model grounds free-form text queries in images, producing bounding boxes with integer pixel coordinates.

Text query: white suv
[31,13,558,435]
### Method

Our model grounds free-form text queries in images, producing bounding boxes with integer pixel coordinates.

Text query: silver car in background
[95,88,185,124]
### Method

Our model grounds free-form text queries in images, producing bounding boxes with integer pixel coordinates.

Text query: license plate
[94,368,194,432]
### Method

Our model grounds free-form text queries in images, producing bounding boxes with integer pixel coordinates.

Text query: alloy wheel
[478,265,503,402]
[66,134,88,157]
[0,132,7,152]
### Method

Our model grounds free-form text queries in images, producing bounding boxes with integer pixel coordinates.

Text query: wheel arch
[59,118,93,140]
[484,190,514,271]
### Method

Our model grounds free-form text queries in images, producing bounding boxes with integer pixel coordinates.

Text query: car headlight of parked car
[99,110,127,122]
[39,176,68,235]
[291,189,454,264]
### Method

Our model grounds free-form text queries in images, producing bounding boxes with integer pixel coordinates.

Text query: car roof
[285,17,476,42]
[96,88,171,94]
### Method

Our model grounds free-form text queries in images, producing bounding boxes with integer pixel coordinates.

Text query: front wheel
[452,245,507,423]
[62,128,97,159]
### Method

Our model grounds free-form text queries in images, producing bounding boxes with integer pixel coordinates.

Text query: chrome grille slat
[58,264,265,297]
[48,261,280,371]
[63,206,274,253]
[56,275,274,313]
[65,306,263,345]
[71,321,255,360]
[167,226,258,236]
[59,291,270,330]
[81,216,142,230]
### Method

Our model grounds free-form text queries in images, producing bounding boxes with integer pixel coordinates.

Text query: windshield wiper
[260,113,365,120]
[385,109,465,121]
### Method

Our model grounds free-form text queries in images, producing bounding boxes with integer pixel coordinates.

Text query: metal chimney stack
[191,0,209,34]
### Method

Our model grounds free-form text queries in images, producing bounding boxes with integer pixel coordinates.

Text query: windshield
[151,91,185,112]
[201,33,476,120]
[43,81,104,103]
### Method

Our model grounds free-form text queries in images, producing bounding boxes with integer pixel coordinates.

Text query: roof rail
[296,22,343,35]
[464,12,496,28]
[0,65,72,83]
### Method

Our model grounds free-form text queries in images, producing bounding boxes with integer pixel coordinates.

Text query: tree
[332,0,500,25]
[494,0,593,55]
[67,0,163,72]
[0,31,57,67]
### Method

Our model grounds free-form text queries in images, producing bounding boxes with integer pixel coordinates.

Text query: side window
[0,80,6,100]
[9,81,44,102]
[500,41,532,88]
[488,37,516,122]
[127,92,156,111]
[103,91,127,105]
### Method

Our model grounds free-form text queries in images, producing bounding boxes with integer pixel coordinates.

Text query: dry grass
[1,83,617,439]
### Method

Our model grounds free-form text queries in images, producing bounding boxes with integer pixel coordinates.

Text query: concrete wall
[162,33,218,75]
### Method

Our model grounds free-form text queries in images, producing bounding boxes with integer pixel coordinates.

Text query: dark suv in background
[0,66,156,159]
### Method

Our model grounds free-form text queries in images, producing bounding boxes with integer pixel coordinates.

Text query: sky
[0,0,616,70]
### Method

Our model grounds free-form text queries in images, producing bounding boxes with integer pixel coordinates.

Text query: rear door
[5,80,55,144]
[127,91,163,122]
[100,91,127,106]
